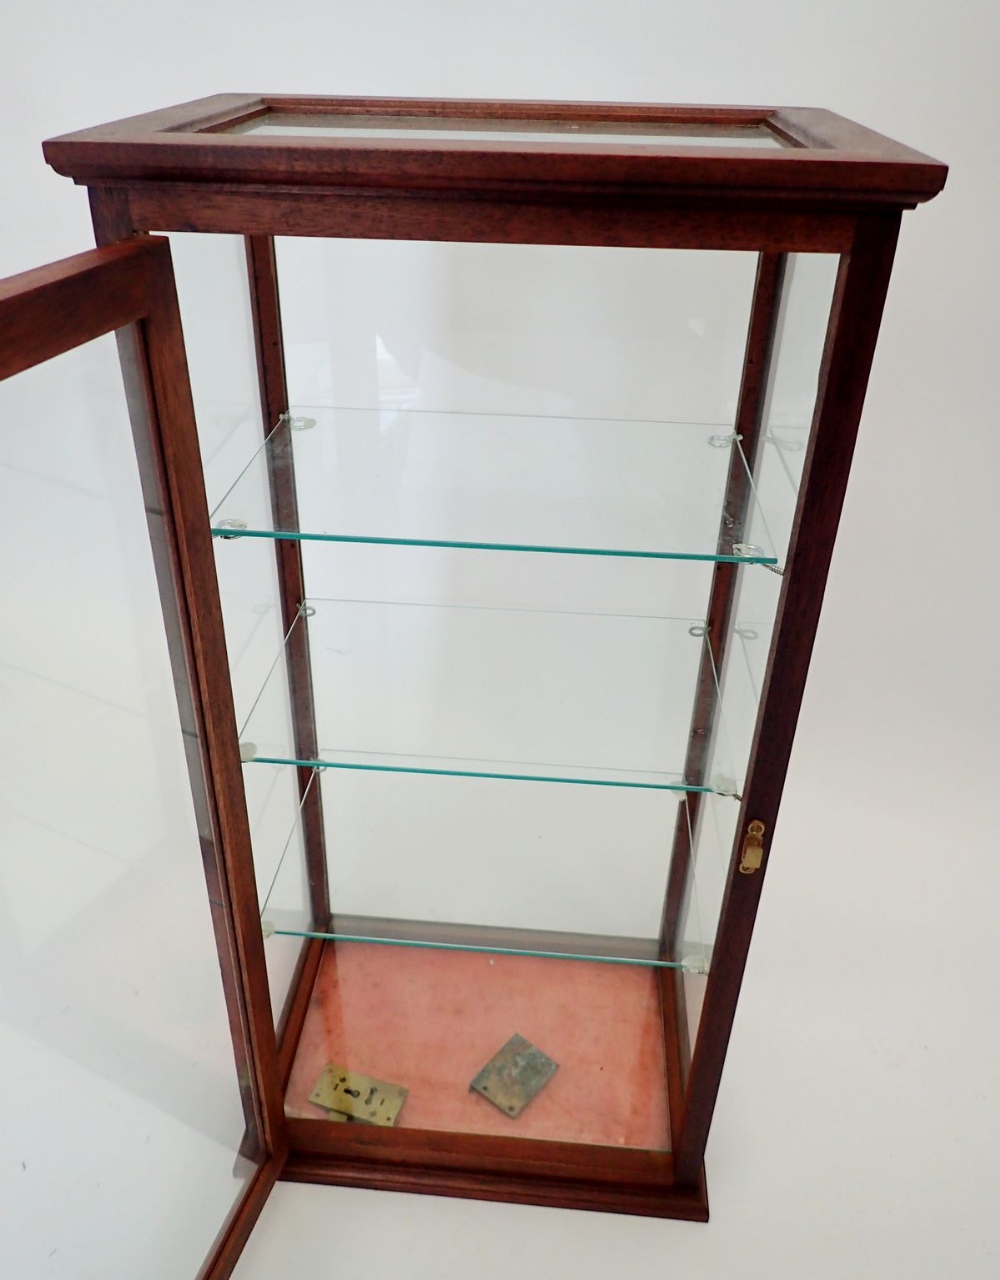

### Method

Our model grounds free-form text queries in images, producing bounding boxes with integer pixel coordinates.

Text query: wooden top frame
[44,94,946,209]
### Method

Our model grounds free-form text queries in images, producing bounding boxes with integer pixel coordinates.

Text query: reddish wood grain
[118,182,859,251]
[0,240,157,379]
[282,1150,708,1220]
[142,249,289,1161]
[286,1114,673,1186]
[87,191,291,1168]
[660,966,692,1160]
[44,96,947,206]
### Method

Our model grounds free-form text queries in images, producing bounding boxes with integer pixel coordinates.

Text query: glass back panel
[196,236,839,1154]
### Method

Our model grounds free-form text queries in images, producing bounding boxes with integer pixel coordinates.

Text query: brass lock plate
[469,1034,558,1119]
[309,1064,408,1126]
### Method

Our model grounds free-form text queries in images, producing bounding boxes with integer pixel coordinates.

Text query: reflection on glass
[0,335,255,1276]
[228,113,788,149]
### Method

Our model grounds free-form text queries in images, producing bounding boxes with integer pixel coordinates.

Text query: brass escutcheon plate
[469,1034,558,1119]
[309,1064,408,1126]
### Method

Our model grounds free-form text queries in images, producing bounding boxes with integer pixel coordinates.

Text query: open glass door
[0,240,280,1279]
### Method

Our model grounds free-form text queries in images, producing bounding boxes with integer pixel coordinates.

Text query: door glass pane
[0,333,257,1276]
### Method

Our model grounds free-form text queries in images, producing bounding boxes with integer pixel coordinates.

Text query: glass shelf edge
[209,526,779,566]
[286,403,741,427]
[263,926,705,972]
[246,755,719,792]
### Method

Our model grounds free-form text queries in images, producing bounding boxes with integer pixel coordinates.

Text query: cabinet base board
[280,1149,709,1220]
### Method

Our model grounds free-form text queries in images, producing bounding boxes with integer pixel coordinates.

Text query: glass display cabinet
[3,94,946,1271]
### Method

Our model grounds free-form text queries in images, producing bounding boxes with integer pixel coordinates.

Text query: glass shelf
[238,597,743,793]
[209,406,779,565]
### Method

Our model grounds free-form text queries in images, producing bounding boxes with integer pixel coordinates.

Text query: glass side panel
[0,334,256,1277]
[675,571,779,978]
[677,253,842,1053]
[211,407,777,563]
[682,791,740,974]
[746,253,841,565]
[167,231,302,1027]
[166,232,285,720]
[726,570,782,787]
[214,533,292,730]
[228,113,787,149]
[258,767,314,930]
[246,763,307,1023]
[238,595,747,793]
[166,233,265,512]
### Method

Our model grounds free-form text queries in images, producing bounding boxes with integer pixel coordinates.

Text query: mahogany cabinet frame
[41,96,947,1233]
[0,238,286,1278]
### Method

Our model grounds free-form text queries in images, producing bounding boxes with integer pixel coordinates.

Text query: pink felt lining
[286,942,670,1151]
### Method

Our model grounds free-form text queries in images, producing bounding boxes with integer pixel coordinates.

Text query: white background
[2,2,999,1277]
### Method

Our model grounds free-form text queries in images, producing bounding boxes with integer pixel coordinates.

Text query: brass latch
[739,820,766,874]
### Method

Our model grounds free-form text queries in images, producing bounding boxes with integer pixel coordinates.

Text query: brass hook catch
[739,820,766,874]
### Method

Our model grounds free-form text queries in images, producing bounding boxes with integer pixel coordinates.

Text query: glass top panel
[210,407,778,565]
[238,595,746,794]
[227,113,787,148]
